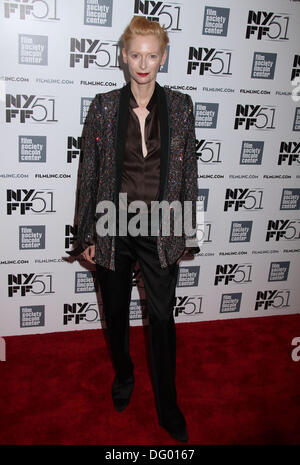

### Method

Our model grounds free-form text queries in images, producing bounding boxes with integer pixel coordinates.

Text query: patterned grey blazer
[70,81,199,270]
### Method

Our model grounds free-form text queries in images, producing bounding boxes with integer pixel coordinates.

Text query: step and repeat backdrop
[0,0,300,336]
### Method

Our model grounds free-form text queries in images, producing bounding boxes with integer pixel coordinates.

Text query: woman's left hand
[176,248,190,265]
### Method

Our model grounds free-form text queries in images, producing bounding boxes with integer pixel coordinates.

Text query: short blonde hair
[122,16,169,52]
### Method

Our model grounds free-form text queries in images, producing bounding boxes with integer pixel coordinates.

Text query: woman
[71,16,199,442]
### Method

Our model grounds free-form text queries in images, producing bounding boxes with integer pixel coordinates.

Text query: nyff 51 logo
[6,94,57,123]
[134,1,182,31]
[196,139,222,163]
[291,55,300,81]
[4,0,60,20]
[266,219,300,241]
[7,189,56,215]
[214,264,252,286]
[224,189,263,211]
[255,290,290,310]
[70,38,119,68]
[174,295,202,317]
[234,105,275,130]
[245,10,290,40]
[278,141,300,166]
[65,224,77,249]
[63,303,99,325]
[67,136,83,163]
[8,273,54,297]
[187,47,232,75]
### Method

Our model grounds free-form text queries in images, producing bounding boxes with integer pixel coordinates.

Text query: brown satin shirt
[120,88,160,211]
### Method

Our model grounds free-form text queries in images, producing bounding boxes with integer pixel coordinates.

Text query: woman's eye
[150,55,157,59]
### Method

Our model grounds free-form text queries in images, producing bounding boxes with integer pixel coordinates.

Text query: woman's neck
[130,81,156,108]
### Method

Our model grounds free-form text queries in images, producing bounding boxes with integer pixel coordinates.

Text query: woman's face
[122,34,167,87]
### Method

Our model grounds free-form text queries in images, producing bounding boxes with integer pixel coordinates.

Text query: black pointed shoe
[160,422,188,443]
[111,374,134,412]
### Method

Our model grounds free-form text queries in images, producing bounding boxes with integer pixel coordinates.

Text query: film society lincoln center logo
[19,34,48,65]
[19,136,46,162]
[84,0,113,26]
[20,305,45,327]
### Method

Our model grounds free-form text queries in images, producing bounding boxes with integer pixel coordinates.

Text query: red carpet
[0,314,299,445]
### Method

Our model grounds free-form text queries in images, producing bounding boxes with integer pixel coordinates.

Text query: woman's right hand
[82,245,95,264]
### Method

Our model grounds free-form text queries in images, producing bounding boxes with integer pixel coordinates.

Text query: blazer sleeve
[182,93,200,254]
[68,96,101,256]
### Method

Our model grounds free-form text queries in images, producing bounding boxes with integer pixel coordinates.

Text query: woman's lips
[137,73,149,77]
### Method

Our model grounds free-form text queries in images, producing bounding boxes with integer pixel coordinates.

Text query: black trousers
[95,213,184,426]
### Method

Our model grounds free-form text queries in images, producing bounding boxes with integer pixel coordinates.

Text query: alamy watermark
[0,337,6,361]
[291,336,300,361]
[95,193,204,248]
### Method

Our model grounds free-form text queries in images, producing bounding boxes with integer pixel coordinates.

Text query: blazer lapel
[114,82,131,205]
[156,82,170,202]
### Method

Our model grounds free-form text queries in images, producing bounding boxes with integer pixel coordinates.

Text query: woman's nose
[140,56,147,69]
